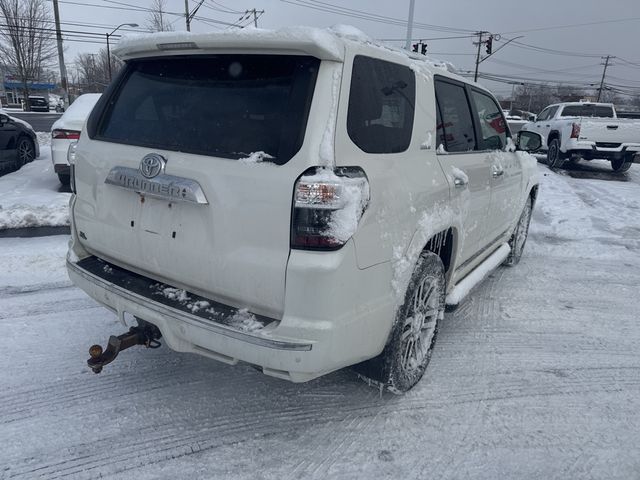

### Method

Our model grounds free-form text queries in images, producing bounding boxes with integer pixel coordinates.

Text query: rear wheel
[17,137,35,166]
[357,252,445,393]
[505,197,533,266]
[546,138,565,168]
[611,156,633,173]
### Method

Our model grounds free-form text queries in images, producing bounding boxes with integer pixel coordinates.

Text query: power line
[280,0,476,35]
[500,16,640,35]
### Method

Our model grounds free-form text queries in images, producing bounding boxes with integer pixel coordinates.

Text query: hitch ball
[89,344,103,359]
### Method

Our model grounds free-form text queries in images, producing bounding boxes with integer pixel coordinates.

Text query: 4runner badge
[139,153,166,179]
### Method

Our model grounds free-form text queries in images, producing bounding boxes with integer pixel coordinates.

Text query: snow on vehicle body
[521,102,640,172]
[66,27,541,391]
[50,93,101,185]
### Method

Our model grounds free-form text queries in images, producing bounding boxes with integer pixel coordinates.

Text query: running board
[445,243,510,306]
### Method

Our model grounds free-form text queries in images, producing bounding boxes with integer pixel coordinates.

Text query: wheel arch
[547,130,561,147]
[420,227,457,286]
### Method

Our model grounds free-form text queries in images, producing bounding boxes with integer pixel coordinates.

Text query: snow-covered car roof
[51,93,101,132]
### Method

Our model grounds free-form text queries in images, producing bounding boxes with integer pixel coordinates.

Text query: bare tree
[0,0,57,110]
[146,0,174,32]
[74,48,122,93]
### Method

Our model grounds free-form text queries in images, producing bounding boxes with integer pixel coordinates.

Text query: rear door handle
[454,176,468,188]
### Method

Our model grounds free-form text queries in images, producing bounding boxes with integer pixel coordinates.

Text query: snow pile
[0,144,70,229]
[328,24,370,42]
[238,151,274,164]
[226,308,264,332]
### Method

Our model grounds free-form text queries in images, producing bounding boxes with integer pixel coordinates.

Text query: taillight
[52,129,80,140]
[570,123,581,139]
[68,141,78,194]
[291,167,369,250]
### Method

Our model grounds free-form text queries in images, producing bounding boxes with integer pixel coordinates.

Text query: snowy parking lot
[1,157,639,478]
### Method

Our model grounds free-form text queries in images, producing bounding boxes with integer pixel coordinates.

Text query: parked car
[23,95,50,112]
[0,110,39,172]
[51,93,101,185]
[521,102,640,172]
[66,28,541,392]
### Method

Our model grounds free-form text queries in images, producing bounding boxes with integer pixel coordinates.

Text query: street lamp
[106,23,138,81]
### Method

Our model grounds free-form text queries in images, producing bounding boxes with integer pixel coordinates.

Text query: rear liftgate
[87,319,162,373]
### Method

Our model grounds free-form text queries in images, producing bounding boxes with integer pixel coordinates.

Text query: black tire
[505,197,533,266]
[17,137,36,166]
[611,156,632,173]
[358,252,445,393]
[546,138,565,168]
[58,173,71,185]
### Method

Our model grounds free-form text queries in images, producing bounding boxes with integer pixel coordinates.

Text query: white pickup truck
[521,102,640,172]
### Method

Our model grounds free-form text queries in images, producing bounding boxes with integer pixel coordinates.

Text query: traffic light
[412,43,419,53]
[485,35,493,55]
[421,43,427,55]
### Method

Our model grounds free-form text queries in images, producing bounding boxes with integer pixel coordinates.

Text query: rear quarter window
[347,55,416,154]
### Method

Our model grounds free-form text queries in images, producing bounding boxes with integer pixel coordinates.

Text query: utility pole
[597,55,614,102]
[184,0,190,31]
[244,8,264,27]
[404,0,416,50]
[52,0,69,108]
[473,31,485,82]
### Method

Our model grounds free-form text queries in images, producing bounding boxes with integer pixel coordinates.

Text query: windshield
[93,54,320,164]
[560,105,614,118]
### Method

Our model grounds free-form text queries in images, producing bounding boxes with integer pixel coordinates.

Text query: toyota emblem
[139,153,166,179]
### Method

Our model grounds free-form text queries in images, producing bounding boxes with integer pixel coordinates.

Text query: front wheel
[611,156,633,173]
[505,197,533,266]
[546,138,565,168]
[17,137,35,166]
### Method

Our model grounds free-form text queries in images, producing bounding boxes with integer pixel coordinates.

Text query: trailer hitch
[87,320,162,374]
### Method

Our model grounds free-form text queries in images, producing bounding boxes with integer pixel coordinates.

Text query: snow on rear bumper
[66,243,395,382]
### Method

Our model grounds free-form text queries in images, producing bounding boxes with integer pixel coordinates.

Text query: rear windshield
[92,55,320,164]
[560,105,614,118]
[30,98,47,106]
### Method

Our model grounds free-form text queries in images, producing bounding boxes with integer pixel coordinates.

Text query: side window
[347,55,416,154]
[434,80,476,152]
[547,106,559,119]
[470,90,507,150]
[537,108,550,121]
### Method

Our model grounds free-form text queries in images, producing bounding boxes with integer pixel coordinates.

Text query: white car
[66,27,541,392]
[522,102,640,172]
[50,93,101,184]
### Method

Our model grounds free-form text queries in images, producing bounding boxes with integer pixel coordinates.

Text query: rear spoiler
[114,27,345,62]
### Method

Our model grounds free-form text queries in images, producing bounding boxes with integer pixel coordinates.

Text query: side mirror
[528,115,537,122]
[516,131,542,152]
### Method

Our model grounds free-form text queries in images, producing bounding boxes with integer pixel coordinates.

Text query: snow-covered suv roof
[113,25,461,77]
[114,26,346,61]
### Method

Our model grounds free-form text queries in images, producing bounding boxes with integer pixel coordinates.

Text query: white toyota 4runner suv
[67,27,542,392]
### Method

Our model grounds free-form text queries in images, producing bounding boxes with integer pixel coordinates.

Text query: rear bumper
[51,138,72,168]
[67,237,395,382]
[563,139,640,160]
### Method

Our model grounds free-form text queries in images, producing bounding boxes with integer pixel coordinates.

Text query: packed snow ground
[0,134,70,229]
[1,161,639,479]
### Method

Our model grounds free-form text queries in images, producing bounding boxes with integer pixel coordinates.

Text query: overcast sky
[56,0,640,99]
